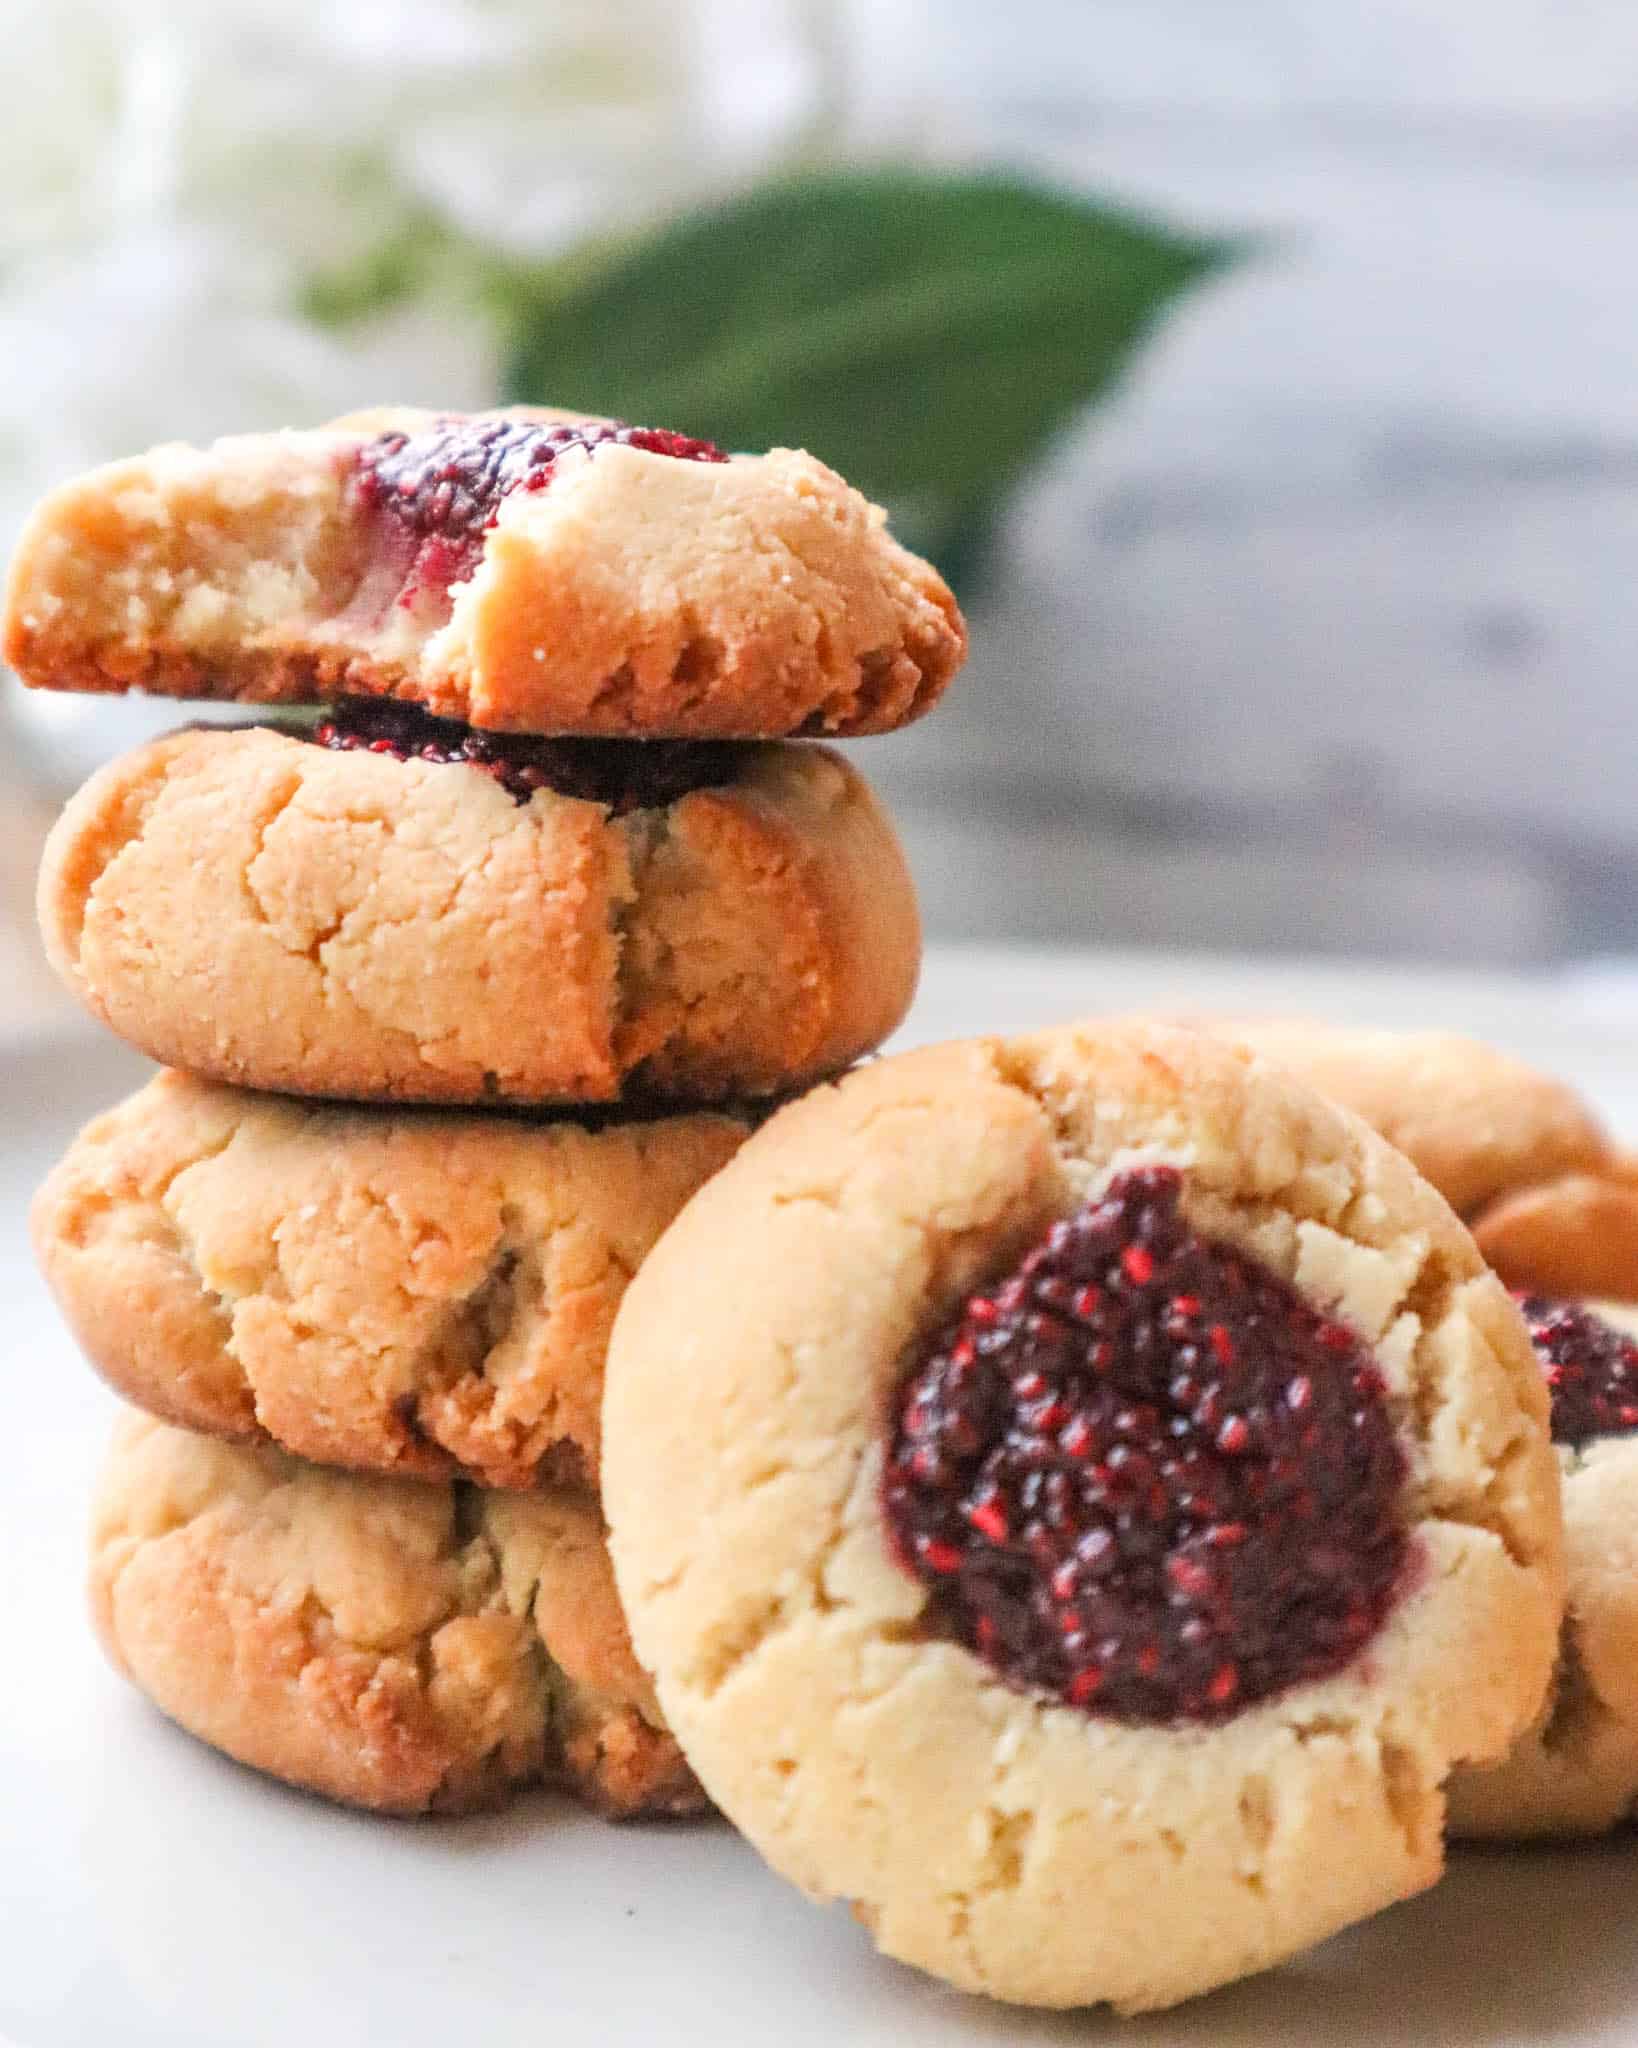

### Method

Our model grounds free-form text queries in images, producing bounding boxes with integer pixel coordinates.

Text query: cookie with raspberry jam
[4,406,965,738]
[1450,1298,1638,1837]
[1192,1019,1638,1303]
[603,1022,1564,2012]
[36,720,918,1105]
[92,1411,703,1819]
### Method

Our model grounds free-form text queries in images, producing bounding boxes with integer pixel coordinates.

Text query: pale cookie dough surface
[1451,1302,1638,1838]
[36,1069,745,1488]
[91,1412,703,1819]
[604,1022,1564,2013]
[1189,1019,1638,1303]
[3,406,966,738]
[36,724,919,1105]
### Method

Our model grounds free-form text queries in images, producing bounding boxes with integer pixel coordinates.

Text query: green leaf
[497,170,1241,586]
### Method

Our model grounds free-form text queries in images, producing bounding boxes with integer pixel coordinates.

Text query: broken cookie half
[4,406,966,739]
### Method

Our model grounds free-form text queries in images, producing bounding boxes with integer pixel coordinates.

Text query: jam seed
[1207,1663,1239,1707]
[966,1493,1009,1544]
[1167,1556,1213,1600]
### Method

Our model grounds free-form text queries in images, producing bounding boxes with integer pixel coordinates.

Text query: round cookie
[1450,1299,1638,1838]
[91,1411,703,1819]
[37,721,919,1105]
[603,1022,1563,2013]
[4,405,966,739]
[1470,1159,1638,1307]
[1189,1020,1638,1302]
[35,1069,746,1490]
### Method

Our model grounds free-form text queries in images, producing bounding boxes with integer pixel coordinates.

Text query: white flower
[0,0,865,782]
[0,0,850,487]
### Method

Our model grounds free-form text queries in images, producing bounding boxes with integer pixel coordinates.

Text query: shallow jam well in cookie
[311,696,738,810]
[883,1165,1409,1722]
[354,415,728,603]
[1516,1294,1638,1448]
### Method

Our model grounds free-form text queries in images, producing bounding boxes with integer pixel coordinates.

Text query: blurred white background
[3,0,1637,974]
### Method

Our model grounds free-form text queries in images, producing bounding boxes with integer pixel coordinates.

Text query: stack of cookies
[11,406,965,1817]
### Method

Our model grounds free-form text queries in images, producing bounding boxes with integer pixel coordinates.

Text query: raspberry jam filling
[882,1166,1409,1724]
[1516,1294,1638,1448]
[354,416,728,597]
[311,698,737,811]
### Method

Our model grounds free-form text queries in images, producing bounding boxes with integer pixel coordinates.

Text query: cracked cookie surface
[1450,1301,1638,1837]
[36,1069,746,1488]
[35,723,919,1105]
[4,405,966,739]
[603,1021,1564,2012]
[91,1411,704,1818]
[1188,1019,1638,1303]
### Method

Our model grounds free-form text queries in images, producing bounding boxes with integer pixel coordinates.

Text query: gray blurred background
[3,0,1635,974]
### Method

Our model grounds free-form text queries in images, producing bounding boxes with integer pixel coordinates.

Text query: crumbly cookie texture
[3,406,965,738]
[36,724,919,1105]
[603,1022,1563,2013]
[36,1069,745,1488]
[1450,1302,1638,1837]
[1187,1019,1638,1302]
[91,1412,704,1819]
